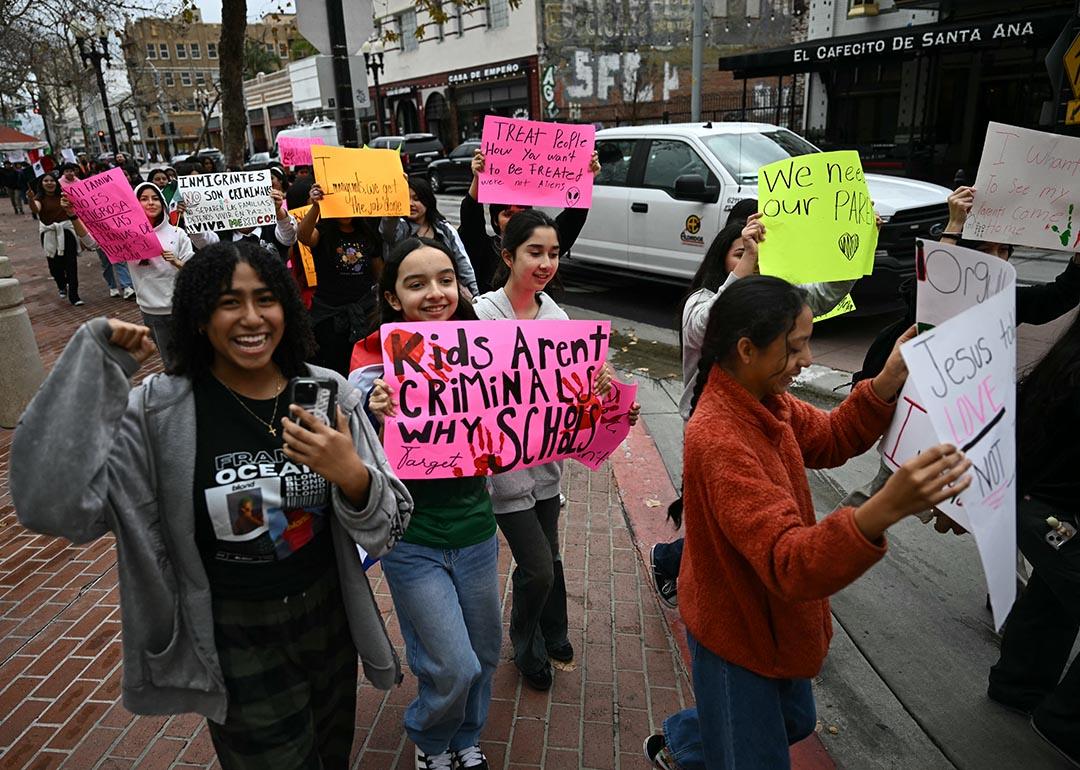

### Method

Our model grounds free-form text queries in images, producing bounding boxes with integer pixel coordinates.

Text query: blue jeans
[98,249,132,290]
[380,535,501,755]
[664,632,816,769]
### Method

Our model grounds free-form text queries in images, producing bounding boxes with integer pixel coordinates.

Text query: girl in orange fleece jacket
[645,276,971,770]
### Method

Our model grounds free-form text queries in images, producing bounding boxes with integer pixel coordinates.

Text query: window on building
[487,0,509,29]
[190,42,201,58]
[159,43,169,59]
[176,43,187,58]
[164,71,175,86]
[146,43,156,59]
[848,0,880,17]
[195,71,206,86]
[208,42,218,58]
[181,71,192,86]
[278,41,288,57]
[399,10,418,52]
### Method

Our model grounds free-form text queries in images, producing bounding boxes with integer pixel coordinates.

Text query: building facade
[719,0,1075,184]
[123,9,302,160]
[367,0,804,151]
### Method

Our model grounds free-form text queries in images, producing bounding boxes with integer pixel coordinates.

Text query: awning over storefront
[719,9,1072,77]
[0,126,46,152]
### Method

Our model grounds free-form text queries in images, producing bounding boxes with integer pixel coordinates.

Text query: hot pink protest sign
[278,136,325,167]
[62,168,163,264]
[380,319,634,479]
[478,116,595,209]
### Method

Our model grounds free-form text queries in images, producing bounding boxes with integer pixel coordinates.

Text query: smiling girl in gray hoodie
[473,210,639,691]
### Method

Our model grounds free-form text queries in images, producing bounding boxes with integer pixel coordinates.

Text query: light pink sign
[62,168,163,264]
[278,136,325,167]
[380,319,631,479]
[477,116,595,209]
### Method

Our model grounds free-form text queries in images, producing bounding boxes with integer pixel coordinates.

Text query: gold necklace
[216,376,286,436]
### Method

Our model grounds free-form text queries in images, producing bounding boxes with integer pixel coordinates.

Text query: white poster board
[881,239,1014,486]
[964,122,1080,252]
[900,281,1017,630]
[177,171,276,234]
[60,148,78,164]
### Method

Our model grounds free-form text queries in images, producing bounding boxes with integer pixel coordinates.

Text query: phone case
[288,378,338,427]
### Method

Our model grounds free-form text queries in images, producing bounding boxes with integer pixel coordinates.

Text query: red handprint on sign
[561,372,604,430]
[453,420,508,477]
[383,329,453,384]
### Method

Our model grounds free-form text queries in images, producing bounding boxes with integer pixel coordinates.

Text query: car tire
[429,171,442,193]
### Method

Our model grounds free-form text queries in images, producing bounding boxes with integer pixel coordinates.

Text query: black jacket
[458,194,588,294]
[854,258,1080,384]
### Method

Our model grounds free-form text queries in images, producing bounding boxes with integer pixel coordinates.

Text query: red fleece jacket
[680,367,895,680]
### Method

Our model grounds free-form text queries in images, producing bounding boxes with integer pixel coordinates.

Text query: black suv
[427,140,481,193]
[370,133,445,176]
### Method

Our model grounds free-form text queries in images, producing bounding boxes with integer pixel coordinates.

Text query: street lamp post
[362,40,386,137]
[74,23,119,154]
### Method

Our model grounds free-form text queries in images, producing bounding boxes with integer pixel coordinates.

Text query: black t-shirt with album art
[193,376,334,600]
[312,219,383,307]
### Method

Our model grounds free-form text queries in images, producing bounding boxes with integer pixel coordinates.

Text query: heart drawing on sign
[838,232,859,261]
[565,187,581,206]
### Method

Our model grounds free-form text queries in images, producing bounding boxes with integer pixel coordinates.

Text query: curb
[608,419,837,770]
[789,364,852,409]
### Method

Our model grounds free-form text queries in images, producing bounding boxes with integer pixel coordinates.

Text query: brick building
[122,9,303,160]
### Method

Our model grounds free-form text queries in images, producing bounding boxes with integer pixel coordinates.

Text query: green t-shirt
[402,476,495,549]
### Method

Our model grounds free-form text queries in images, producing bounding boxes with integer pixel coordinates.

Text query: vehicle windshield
[702,130,819,184]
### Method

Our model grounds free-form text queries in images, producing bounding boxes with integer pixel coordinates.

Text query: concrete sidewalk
[0,208,700,769]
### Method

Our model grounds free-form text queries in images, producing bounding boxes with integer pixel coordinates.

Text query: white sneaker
[122,287,136,300]
[453,744,489,769]
[415,747,453,770]
[109,288,120,298]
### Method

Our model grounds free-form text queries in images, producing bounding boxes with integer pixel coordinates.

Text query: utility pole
[690,0,705,122]
[75,25,119,154]
[326,0,358,146]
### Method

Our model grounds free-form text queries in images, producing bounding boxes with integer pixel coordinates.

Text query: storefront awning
[719,9,1072,78]
[0,126,46,151]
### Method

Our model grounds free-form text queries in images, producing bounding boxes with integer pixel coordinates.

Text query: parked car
[570,122,951,310]
[244,152,278,171]
[273,121,340,163]
[427,140,481,193]
[370,133,445,176]
[170,153,191,165]
[192,148,224,171]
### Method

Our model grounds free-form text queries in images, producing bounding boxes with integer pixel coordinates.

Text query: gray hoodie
[11,318,413,722]
[473,288,566,514]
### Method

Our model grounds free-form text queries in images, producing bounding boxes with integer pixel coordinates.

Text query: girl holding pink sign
[362,237,499,770]
[474,209,640,693]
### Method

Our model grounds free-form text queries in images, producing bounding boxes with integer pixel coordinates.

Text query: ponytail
[687,275,809,419]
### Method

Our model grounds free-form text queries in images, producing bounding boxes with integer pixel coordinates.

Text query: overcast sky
[194,0,295,24]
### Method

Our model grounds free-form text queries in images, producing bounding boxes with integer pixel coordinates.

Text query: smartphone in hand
[287,377,338,428]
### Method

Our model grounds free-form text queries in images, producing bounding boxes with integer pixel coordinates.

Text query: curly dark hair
[168,240,315,378]
[378,236,477,324]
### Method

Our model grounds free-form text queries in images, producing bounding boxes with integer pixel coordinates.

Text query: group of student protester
[8,141,1080,770]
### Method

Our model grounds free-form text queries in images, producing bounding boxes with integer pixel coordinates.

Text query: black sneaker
[452,744,489,769]
[548,641,574,663]
[987,684,1040,717]
[520,662,553,691]
[650,544,678,609]
[57,290,66,299]
[643,733,676,770]
[1031,717,1080,768]
[415,746,454,770]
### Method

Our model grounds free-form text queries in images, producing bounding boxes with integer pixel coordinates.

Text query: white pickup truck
[569,122,952,307]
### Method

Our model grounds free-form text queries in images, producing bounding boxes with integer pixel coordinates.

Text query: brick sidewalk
[0,208,693,769]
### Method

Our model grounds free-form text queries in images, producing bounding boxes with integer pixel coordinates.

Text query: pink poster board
[477,116,595,209]
[278,136,325,167]
[380,319,632,479]
[62,168,163,264]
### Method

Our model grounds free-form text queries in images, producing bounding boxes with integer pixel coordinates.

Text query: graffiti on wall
[562,50,680,102]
